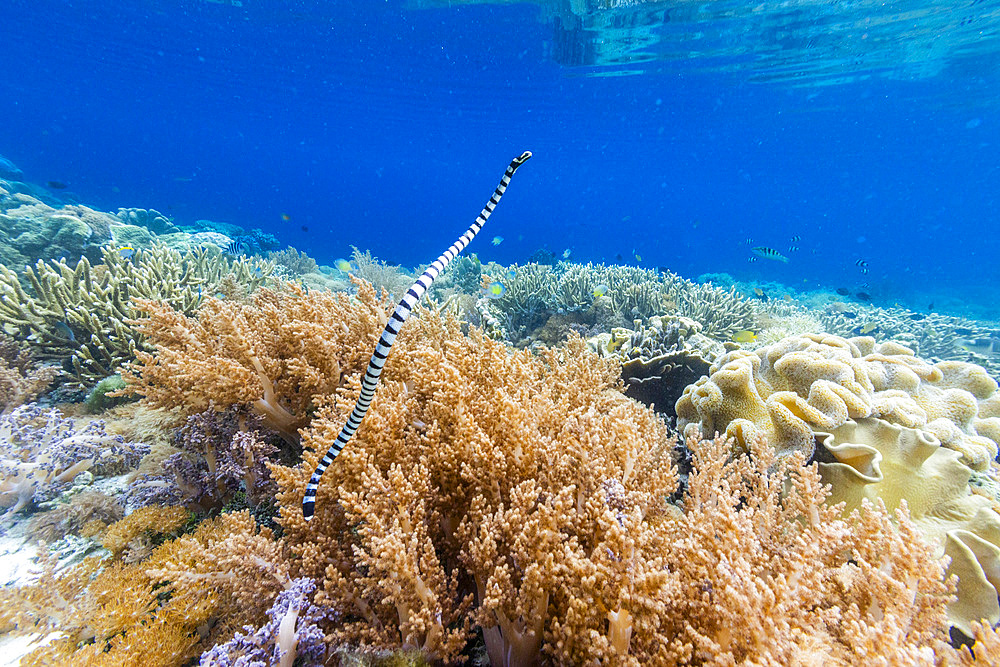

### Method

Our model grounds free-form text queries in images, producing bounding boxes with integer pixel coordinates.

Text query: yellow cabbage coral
[677,333,1000,470]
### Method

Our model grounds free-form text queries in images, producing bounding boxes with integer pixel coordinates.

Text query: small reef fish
[562,248,572,260]
[225,238,250,256]
[836,287,850,296]
[788,235,801,252]
[909,313,926,321]
[732,330,758,343]
[333,258,354,273]
[856,259,869,274]
[301,225,309,232]
[842,311,858,319]
[53,321,75,341]
[492,236,504,246]
[634,252,642,262]
[856,291,871,302]
[117,246,135,259]
[505,268,517,280]
[859,322,879,334]
[751,246,788,263]
[281,213,291,221]
[960,338,998,356]
[783,294,792,302]
[753,287,769,302]
[745,238,753,245]
[593,283,609,298]
[481,280,507,299]
[46,180,68,189]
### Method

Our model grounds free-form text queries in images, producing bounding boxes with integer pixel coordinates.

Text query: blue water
[1,0,998,316]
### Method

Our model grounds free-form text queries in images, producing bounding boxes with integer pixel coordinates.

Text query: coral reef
[268,246,320,276]
[116,207,181,236]
[816,417,1000,637]
[123,281,387,444]
[144,407,282,513]
[676,333,1000,635]
[0,243,273,386]
[477,262,756,345]
[677,333,1000,469]
[24,489,123,543]
[199,577,329,667]
[0,187,115,267]
[349,246,413,299]
[272,317,677,664]
[0,404,148,523]
[2,510,288,665]
[588,314,724,419]
[0,332,57,410]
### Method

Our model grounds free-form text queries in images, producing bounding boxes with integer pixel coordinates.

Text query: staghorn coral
[0,243,273,386]
[123,280,387,444]
[0,331,57,410]
[0,404,148,523]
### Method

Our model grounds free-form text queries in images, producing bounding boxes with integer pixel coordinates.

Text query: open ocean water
[1,0,997,317]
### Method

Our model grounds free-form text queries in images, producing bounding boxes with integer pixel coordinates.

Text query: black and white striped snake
[302,151,532,520]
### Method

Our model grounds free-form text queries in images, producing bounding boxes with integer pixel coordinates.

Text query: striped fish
[302,151,533,521]
[224,238,250,256]
[751,246,788,263]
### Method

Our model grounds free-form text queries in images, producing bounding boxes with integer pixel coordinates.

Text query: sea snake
[302,151,532,520]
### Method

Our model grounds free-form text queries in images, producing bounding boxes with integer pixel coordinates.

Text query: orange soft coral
[271,307,680,664]
[123,280,388,443]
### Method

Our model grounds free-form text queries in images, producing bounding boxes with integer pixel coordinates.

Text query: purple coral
[199,577,328,667]
[134,406,281,513]
[0,403,148,523]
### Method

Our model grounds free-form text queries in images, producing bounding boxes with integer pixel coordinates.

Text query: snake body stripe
[303,151,532,520]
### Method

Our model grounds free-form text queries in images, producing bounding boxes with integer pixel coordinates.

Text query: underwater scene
[1,0,1000,664]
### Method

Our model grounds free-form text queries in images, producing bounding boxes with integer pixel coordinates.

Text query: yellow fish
[860,322,878,334]
[732,330,757,343]
[593,283,609,298]
[334,258,353,273]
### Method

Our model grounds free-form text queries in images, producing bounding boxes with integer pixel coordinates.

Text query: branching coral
[123,280,387,443]
[0,243,273,386]
[268,295,969,664]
